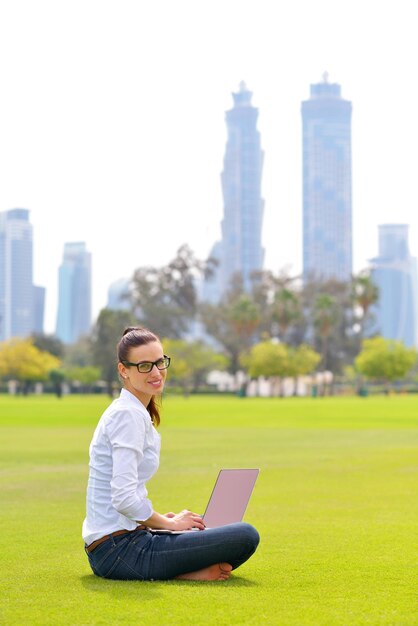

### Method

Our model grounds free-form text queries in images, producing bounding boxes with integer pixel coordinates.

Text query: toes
[219,562,233,573]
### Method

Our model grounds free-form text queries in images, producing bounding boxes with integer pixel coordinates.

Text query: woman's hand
[168,509,205,531]
[141,509,205,531]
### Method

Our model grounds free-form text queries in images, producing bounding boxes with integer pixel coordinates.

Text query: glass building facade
[33,285,46,334]
[203,82,264,301]
[0,208,36,341]
[107,277,131,311]
[370,224,418,347]
[56,242,92,343]
[302,74,352,281]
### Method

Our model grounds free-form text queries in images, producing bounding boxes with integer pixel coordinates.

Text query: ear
[118,362,128,380]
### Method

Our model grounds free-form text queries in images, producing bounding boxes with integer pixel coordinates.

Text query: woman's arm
[110,446,154,521]
[107,410,204,530]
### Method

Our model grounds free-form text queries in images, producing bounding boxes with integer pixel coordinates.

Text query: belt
[85,525,147,554]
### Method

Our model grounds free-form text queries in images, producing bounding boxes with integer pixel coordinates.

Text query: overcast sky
[1,0,418,333]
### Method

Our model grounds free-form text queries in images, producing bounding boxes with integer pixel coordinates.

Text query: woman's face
[118,340,167,405]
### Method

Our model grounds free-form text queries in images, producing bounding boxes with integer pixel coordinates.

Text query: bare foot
[175,562,233,581]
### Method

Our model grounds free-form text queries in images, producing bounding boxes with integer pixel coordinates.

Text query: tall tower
[302,73,352,282]
[56,242,92,343]
[370,224,418,347]
[107,277,131,311]
[0,208,34,341]
[203,82,264,302]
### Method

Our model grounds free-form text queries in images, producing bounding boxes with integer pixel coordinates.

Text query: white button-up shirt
[82,388,161,545]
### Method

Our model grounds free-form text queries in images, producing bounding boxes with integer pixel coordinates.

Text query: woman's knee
[235,522,260,549]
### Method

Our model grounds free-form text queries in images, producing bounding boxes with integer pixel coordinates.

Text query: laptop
[151,468,259,533]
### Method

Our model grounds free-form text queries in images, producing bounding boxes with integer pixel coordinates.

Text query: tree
[355,337,417,391]
[200,293,260,374]
[302,276,360,373]
[240,340,289,396]
[0,338,60,394]
[187,342,228,391]
[313,293,341,371]
[351,270,379,338]
[249,268,302,340]
[160,338,193,394]
[286,344,321,395]
[63,336,94,367]
[200,278,260,374]
[271,287,302,342]
[248,270,275,335]
[49,369,66,398]
[163,338,228,393]
[65,366,101,393]
[229,295,260,337]
[31,333,64,358]
[91,308,137,396]
[130,244,210,338]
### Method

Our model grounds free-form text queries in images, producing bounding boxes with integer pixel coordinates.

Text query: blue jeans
[85,522,260,580]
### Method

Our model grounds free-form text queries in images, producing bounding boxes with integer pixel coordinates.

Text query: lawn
[0,393,417,625]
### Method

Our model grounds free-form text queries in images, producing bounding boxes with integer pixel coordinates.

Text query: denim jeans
[85,522,260,580]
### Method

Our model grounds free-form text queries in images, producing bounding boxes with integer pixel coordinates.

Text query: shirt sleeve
[106,409,154,522]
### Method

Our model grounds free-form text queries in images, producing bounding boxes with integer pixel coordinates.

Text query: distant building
[56,242,92,344]
[370,224,418,347]
[202,82,264,301]
[107,277,131,311]
[302,73,352,282]
[33,285,46,334]
[0,208,40,340]
[199,241,222,304]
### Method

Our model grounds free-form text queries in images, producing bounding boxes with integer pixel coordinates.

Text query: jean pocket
[89,538,125,576]
[104,555,145,581]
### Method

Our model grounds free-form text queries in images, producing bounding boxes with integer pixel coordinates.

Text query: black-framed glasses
[121,355,171,374]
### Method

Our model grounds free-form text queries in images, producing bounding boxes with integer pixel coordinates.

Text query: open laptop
[151,468,259,533]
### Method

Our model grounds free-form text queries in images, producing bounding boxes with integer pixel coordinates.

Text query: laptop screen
[203,468,259,528]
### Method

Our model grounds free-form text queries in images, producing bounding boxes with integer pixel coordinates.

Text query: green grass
[0,394,417,625]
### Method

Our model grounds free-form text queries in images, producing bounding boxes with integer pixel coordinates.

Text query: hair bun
[122,326,138,336]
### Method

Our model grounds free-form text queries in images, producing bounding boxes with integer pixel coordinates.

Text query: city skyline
[1,1,418,332]
[2,203,418,346]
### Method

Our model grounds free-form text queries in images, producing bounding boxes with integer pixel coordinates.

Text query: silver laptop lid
[202,468,259,528]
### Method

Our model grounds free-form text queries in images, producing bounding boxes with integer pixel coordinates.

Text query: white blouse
[82,388,161,545]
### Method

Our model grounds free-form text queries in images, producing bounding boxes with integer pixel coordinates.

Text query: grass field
[0,393,417,626]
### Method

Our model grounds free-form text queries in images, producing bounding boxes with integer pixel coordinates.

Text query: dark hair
[117,326,163,426]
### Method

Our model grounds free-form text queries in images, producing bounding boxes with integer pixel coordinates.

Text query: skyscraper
[370,224,418,347]
[302,73,352,282]
[33,285,46,334]
[203,82,264,301]
[107,277,131,311]
[56,242,92,344]
[0,209,36,340]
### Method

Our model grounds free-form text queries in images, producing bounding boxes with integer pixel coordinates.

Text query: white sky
[1,0,418,333]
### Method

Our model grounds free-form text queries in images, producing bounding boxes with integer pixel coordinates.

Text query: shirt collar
[120,387,149,414]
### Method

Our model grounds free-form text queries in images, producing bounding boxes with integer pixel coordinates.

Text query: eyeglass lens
[137,357,170,373]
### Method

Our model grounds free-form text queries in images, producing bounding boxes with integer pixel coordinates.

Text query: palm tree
[271,287,302,341]
[199,292,260,375]
[229,295,260,338]
[313,294,340,371]
[351,270,379,337]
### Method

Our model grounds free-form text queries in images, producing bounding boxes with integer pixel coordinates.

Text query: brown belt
[85,525,147,554]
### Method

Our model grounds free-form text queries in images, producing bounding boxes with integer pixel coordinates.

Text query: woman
[82,327,260,581]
